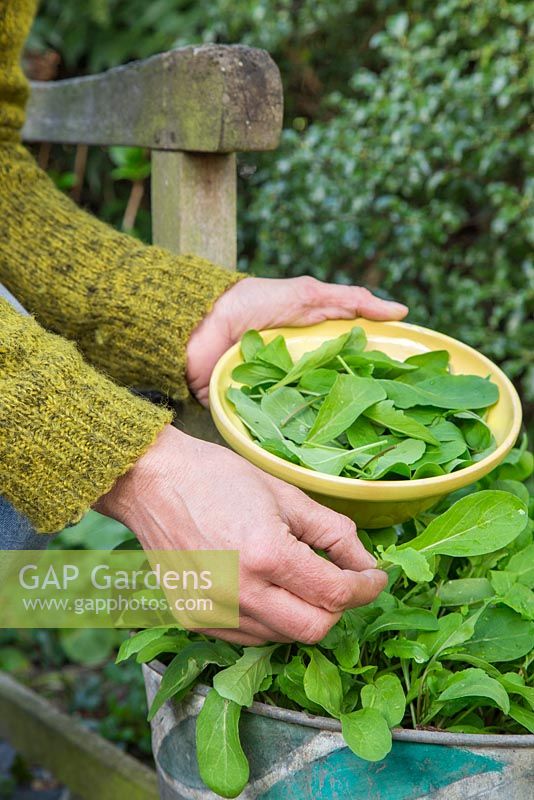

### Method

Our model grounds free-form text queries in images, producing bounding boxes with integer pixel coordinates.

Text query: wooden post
[151,152,236,269]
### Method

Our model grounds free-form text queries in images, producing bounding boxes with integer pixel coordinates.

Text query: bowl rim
[209,320,523,501]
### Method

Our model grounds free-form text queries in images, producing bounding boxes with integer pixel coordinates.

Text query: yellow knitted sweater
[0,0,242,533]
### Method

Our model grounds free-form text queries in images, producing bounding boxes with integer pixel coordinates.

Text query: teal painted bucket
[144,662,534,800]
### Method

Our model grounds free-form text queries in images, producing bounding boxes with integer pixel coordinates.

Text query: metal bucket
[144,661,534,800]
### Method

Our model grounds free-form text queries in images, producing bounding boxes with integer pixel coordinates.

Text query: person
[0,0,408,645]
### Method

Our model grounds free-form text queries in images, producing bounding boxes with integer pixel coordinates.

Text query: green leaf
[305,375,386,444]
[405,351,450,370]
[364,400,439,445]
[226,388,283,441]
[260,438,301,464]
[380,545,434,582]
[499,582,534,620]
[412,438,468,469]
[401,491,528,557]
[268,330,352,391]
[213,645,279,707]
[59,629,116,667]
[380,375,499,410]
[240,329,264,362]
[344,350,417,377]
[298,368,338,395]
[135,634,189,664]
[256,334,294,372]
[294,441,383,476]
[303,649,343,717]
[438,669,510,713]
[454,411,494,452]
[261,387,316,443]
[490,479,530,506]
[361,674,406,727]
[463,607,534,662]
[437,578,494,606]
[148,641,237,721]
[196,689,249,798]
[339,326,367,355]
[277,656,325,713]
[382,638,430,663]
[498,674,534,711]
[340,708,392,761]
[346,416,383,448]
[418,611,481,658]
[367,439,427,479]
[412,463,446,479]
[508,702,534,734]
[496,446,534,482]
[232,361,285,387]
[365,607,438,638]
[116,626,181,663]
[333,635,360,670]
[507,543,534,588]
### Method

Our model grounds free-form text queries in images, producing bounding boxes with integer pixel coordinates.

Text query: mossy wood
[0,672,159,800]
[22,45,283,153]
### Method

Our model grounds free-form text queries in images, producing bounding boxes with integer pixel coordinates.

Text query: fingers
[198,628,266,646]
[300,278,408,321]
[246,523,386,615]
[347,286,408,321]
[242,584,342,643]
[278,485,376,571]
[199,615,292,646]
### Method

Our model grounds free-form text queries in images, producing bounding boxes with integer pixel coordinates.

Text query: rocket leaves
[306,375,386,444]
[118,332,529,800]
[120,440,534,798]
[399,491,528,557]
[227,328,499,481]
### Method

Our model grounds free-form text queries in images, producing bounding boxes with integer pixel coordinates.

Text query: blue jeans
[0,496,49,550]
[1,285,49,550]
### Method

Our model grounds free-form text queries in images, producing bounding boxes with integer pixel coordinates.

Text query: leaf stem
[280,395,320,427]
[336,355,355,375]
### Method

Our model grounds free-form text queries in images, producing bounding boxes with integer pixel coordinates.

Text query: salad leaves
[119,443,534,799]
[227,327,499,481]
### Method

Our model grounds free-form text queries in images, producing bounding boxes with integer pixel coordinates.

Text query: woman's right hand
[96,425,387,645]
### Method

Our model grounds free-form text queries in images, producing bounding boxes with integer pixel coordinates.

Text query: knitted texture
[0,0,32,141]
[0,0,243,532]
[0,299,173,532]
[0,144,243,399]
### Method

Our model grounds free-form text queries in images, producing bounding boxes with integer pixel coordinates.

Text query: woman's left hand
[186,275,408,405]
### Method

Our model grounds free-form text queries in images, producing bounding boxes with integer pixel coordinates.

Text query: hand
[97,425,387,645]
[187,275,408,404]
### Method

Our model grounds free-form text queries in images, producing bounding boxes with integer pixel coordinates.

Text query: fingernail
[384,300,408,313]
[363,551,377,568]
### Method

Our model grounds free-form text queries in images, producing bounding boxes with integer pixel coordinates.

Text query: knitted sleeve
[0,0,244,401]
[0,298,173,533]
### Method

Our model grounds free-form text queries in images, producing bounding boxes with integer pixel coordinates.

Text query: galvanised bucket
[144,662,534,800]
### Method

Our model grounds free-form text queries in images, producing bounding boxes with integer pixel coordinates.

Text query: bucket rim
[146,660,534,748]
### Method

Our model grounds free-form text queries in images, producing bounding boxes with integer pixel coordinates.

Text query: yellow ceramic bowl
[209,320,522,528]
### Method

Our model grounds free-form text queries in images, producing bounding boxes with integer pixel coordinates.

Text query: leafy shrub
[244,1,533,409]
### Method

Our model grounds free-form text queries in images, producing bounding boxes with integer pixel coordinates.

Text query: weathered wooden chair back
[22,45,283,437]
[22,45,283,269]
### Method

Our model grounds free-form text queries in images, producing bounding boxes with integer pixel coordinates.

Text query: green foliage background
[29,0,533,414]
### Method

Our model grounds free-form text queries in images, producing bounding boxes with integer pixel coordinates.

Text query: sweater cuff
[0,301,172,533]
[84,252,244,401]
